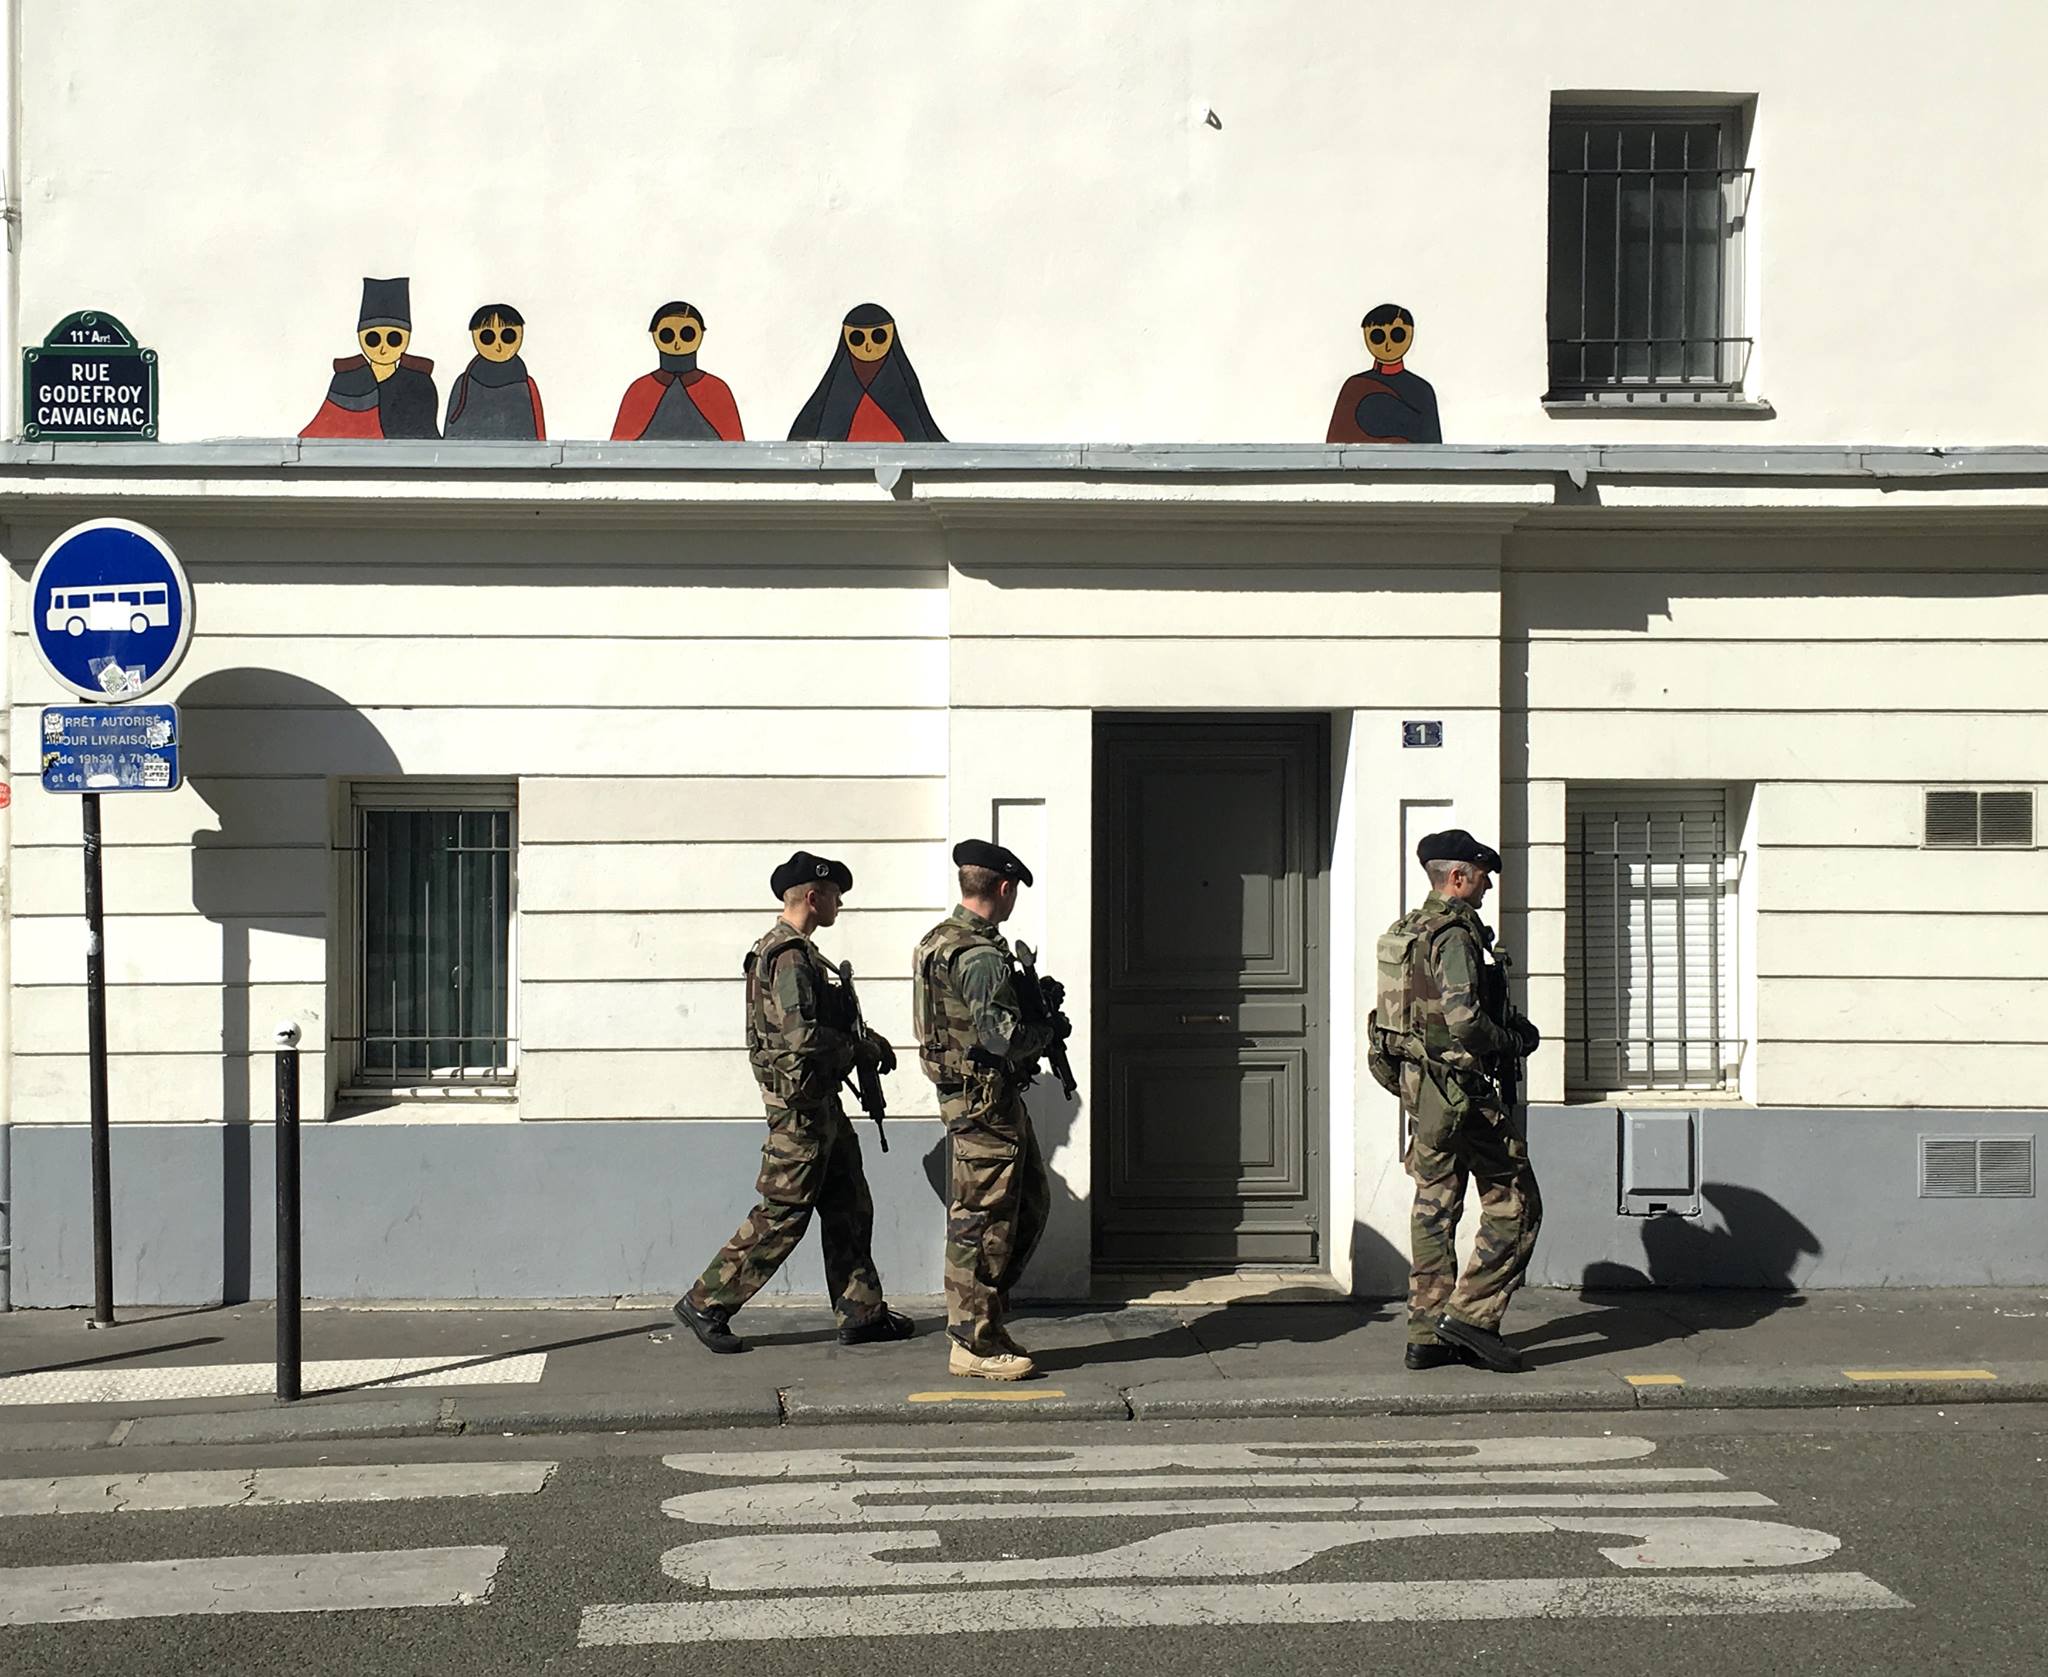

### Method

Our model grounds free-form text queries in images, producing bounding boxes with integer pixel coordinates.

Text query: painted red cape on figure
[611,370,745,441]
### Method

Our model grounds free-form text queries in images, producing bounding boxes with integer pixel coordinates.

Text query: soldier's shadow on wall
[183,670,401,1304]
[1516,1183,1821,1366]
[916,1077,1091,1321]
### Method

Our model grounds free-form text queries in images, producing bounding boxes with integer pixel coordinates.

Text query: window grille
[347,790,517,1088]
[1565,787,1742,1094]
[1547,107,1752,397]
[1924,788,2035,849]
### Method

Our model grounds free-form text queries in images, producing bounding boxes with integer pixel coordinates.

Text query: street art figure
[611,301,745,440]
[1326,302,1442,444]
[300,277,441,440]
[788,303,945,443]
[444,304,546,440]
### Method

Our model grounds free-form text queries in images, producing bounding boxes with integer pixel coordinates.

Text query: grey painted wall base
[10,1119,954,1307]
[11,1106,2043,1304]
[1527,1106,2048,1288]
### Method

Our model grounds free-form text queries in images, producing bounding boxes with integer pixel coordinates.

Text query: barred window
[1547,105,1753,399]
[1565,787,1742,1094]
[344,785,517,1090]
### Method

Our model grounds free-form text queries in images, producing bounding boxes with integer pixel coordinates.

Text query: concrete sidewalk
[0,1285,2044,1449]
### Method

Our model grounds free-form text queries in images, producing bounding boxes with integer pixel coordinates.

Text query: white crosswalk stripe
[579,1435,1910,1647]
[0,1457,554,1629]
[0,1547,508,1627]
[0,1460,557,1517]
[0,1353,547,1405]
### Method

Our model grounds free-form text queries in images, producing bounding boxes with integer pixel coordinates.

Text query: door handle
[1178,1012,1233,1025]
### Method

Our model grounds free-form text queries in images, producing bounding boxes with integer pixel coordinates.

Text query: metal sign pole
[274,1023,302,1403]
[29,520,195,1324]
[81,791,114,1328]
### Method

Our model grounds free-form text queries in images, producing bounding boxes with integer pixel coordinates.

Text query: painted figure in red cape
[789,304,945,442]
[611,301,744,440]
[1327,302,1442,444]
[444,304,545,440]
[301,277,441,440]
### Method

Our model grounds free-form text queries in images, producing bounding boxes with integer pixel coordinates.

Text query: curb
[3,1362,2045,1450]
[1124,1372,1636,1420]
[782,1378,1131,1426]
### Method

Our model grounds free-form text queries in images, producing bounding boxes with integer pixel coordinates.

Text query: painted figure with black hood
[788,303,945,442]
[301,277,440,440]
[444,304,546,439]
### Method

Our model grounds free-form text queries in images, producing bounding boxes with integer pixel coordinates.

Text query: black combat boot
[1435,1314,1527,1373]
[1404,1340,1472,1371]
[839,1307,917,1346]
[674,1292,746,1354]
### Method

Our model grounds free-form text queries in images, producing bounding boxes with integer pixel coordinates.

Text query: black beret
[952,838,1033,888]
[1416,828,1502,872]
[770,850,852,901]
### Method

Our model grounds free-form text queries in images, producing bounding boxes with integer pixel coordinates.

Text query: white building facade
[1,2,2042,1304]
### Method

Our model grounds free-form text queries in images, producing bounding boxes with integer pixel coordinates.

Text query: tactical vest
[742,922,849,1096]
[1372,900,1478,1073]
[912,914,1008,1086]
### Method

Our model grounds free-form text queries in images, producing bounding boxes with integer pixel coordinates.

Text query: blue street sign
[40,704,180,793]
[29,519,194,701]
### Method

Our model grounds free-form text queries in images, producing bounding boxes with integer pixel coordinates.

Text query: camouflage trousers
[689,1098,887,1327]
[1403,1062,1543,1344]
[941,1078,1050,1355]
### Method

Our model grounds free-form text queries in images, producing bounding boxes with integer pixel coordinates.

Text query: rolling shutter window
[1566,787,1738,1093]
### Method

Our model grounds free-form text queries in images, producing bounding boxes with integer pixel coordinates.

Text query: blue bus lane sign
[29,518,194,701]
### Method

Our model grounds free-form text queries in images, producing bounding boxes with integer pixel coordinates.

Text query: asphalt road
[0,1405,2042,1675]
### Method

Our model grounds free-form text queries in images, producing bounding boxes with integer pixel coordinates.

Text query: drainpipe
[2,0,17,431]
[0,0,19,1310]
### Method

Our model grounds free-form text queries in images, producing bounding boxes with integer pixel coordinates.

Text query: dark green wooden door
[1093,715,1327,1269]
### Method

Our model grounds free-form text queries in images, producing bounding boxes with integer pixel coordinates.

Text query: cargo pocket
[756,1112,828,1207]
[949,1105,1023,1213]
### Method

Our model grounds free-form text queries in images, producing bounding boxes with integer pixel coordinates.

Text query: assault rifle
[836,960,893,1152]
[1013,941,1079,1101]
[1479,936,1525,1120]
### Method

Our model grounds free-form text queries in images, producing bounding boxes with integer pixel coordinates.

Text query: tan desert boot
[949,1341,1036,1381]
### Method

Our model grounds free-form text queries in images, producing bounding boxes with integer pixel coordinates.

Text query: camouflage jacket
[912,905,1060,1086]
[1384,891,1518,1077]
[743,919,860,1115]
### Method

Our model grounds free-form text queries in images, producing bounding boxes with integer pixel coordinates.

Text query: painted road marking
[0,1353,547,1405]
[580,1572,1907,1646]
[663,1469,1749,1529]
[663,1515,1844,1591]
[0,1546,507,1627]
[660,1436,1663,1479]
[1842,1368,1996,1382]
[597,1435,1905,1643]
[905,1389,1068,1403]
[1627,1374,1686,1387]
[0,1460,557,1518]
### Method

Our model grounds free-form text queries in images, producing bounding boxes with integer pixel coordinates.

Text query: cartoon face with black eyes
[1362,309,1414,368]
[650,307,704,360]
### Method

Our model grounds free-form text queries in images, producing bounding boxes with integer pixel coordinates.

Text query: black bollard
[274,1022,302,1403]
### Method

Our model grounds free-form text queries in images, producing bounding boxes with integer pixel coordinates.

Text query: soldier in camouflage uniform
[1368,829,1544,1374]
[673,851,915,1355]
[913,838,1070,1381]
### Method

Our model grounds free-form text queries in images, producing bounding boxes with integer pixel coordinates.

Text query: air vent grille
[1920,1135,2035,1198]
[1924,789,2035,848]
[1980,791,2035,847]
